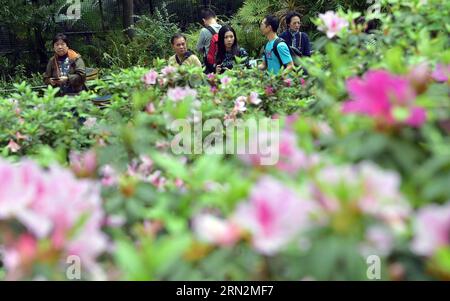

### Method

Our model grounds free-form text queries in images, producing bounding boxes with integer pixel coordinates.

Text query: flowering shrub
[0,0,449,280]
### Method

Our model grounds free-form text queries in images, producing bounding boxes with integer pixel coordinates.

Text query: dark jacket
[43,49,87,94]
[279,30,311,57]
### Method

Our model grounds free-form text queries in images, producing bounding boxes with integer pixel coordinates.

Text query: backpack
[264,37,303,69]
[203,26,220,72]
[207,32,219,66]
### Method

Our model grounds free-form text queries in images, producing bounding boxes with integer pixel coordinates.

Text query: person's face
[289,16,301,32]
[260,18,269,34]
[172,37,187,56]
[53,39,69,57]
[224,31,235,49]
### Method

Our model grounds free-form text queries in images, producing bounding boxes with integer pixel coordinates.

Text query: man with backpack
[279,12,311,58]
[196,8,222,73]
[258,15,294,75]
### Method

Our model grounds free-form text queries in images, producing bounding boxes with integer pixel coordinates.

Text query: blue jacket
[279,30,311,57]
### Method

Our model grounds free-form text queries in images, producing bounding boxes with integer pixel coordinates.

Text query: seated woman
[214,25,249,74]
[43,33,87,96]
[168,34,202,67]
[279,12,311,57]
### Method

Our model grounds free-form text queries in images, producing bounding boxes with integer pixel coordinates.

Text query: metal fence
[0,0,244,52]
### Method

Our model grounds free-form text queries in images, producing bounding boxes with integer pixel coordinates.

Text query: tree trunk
[123,0,134,39]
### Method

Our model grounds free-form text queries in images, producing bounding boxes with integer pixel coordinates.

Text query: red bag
[206,32,219,66]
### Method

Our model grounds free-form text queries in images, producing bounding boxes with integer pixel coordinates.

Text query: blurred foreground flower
[0,159,108,280]
[342,70,427,128]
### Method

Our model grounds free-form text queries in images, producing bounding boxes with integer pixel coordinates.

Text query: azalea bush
[0,0,449,280]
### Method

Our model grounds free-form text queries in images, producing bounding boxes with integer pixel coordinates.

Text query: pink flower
[192,213,240,247]
[314,162,411,230]
[104,215,126,228]
[167,86,197,102]
[0,159,108,278]
[342,70,427,127]
[300,78,306,87]
[431,64,450,82]
[3,234,37,271]
[220,76,232,87]
[142,69,158,85]
[158,77,168,87]
[6,139,21,152]
[149,170,166,191]
[283,78,292,87]
[234,96,247,112]
[161,66,177,77]
[174,178,184,188]
[83,117,97,128]
[249,92,261,105]
[318,11,349,39]
[146,102,156,114]
[407,62,431,93]
[69,150,97,178]
[360,226,394,257]
[100,165,118,187]
[276,131,317,174]
[265,86,274,96]
[411,202,450,257]
[232,177,317,255]
[210,86,218,94]
[15,132,28,141]
[207,73,216,81]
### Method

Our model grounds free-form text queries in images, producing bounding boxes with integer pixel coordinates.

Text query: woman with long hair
[214,25,249,74]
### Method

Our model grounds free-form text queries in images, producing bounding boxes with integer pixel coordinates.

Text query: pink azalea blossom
[174,178,184,188]
[69,150,97,178]
[249,92,261,105]
[342,70,427,127]
[142,69,158,85]
[149,170,166,191]
[210,86,218,94]
[0,159,108,278]
[234,96,247,112]
[318,11,349,39]
[167,86,197,102]
[161,66,177,77]
[431,63,450,82]
[276,131,320,174]
[232,176,317,255]
[15,132,28,141]
[158,77,168,87]
[265,86,274,96]
[6,139,21,152]
[411,202,450,257]
[146,102,156,114]
[220,76,232,87]
[100,165,118,187]
[314,162,411,230]
[283,78,292,87]
[207,73,216,81]
[192,213,240,247]
[360,226,394,257]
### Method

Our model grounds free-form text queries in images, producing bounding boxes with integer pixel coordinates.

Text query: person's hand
[58,76,68,84]
[49,78,57,86]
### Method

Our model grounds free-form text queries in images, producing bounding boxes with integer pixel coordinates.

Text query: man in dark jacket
[44,33,86,96]
[279,12,311,57]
